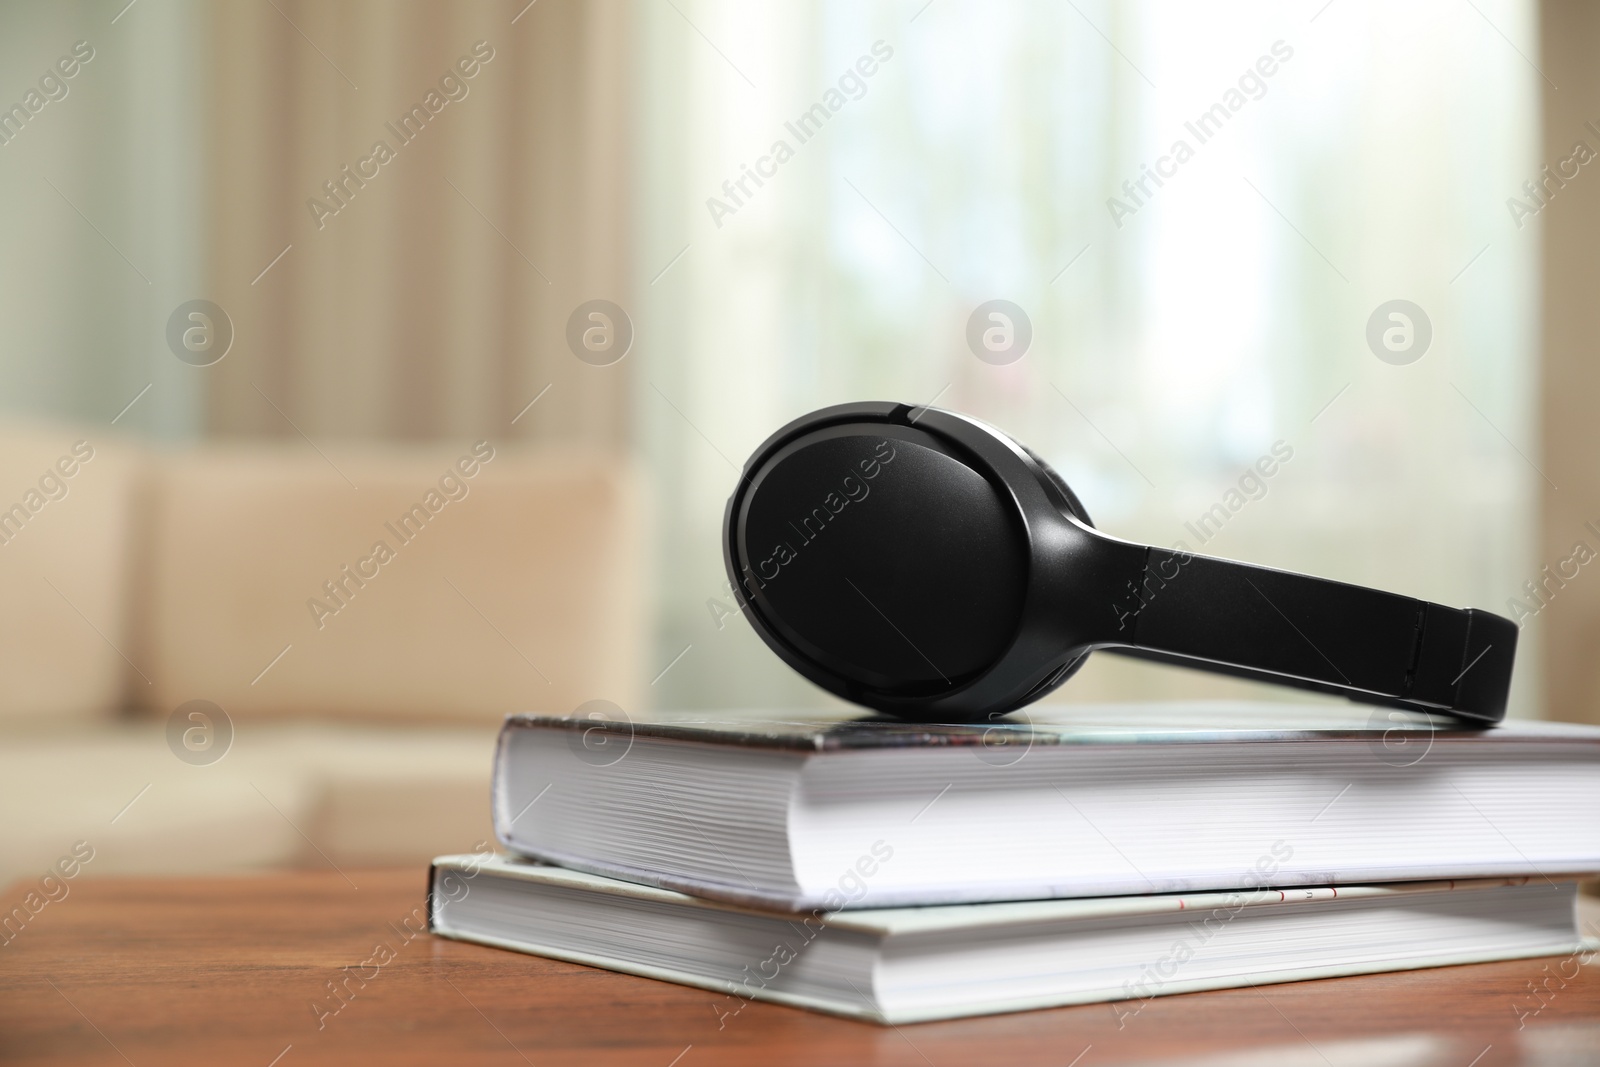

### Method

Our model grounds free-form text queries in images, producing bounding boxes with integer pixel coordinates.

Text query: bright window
[636,0,1541,714]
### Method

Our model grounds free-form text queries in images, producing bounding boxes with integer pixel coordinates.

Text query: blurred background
[1,0,1595,883]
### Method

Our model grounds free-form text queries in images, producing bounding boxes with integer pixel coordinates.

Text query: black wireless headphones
[723,401,1515,724]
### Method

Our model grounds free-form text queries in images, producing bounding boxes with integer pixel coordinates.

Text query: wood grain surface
[1,870,1596,1067]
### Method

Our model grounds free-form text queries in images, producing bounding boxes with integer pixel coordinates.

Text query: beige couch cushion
[137,443,645,722]
[0,424,140,724]
[0,723,498,887]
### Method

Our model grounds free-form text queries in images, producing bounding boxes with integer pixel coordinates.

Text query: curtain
[0,0,206,439]
[203,0,634,447]
[1539,0,1600,726]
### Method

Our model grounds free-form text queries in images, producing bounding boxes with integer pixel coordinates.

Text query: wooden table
[2,870,1596,1066]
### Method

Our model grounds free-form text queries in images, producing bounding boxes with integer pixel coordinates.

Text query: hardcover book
[429,853,1591,1024]
[491,703,1600,910]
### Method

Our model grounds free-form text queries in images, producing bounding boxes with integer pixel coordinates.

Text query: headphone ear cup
[1016,443,1094,527]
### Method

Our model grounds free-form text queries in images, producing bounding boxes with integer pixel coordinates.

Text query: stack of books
[428,703,1600,1023]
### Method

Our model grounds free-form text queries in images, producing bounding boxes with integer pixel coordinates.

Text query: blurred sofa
[0,424,645,886]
